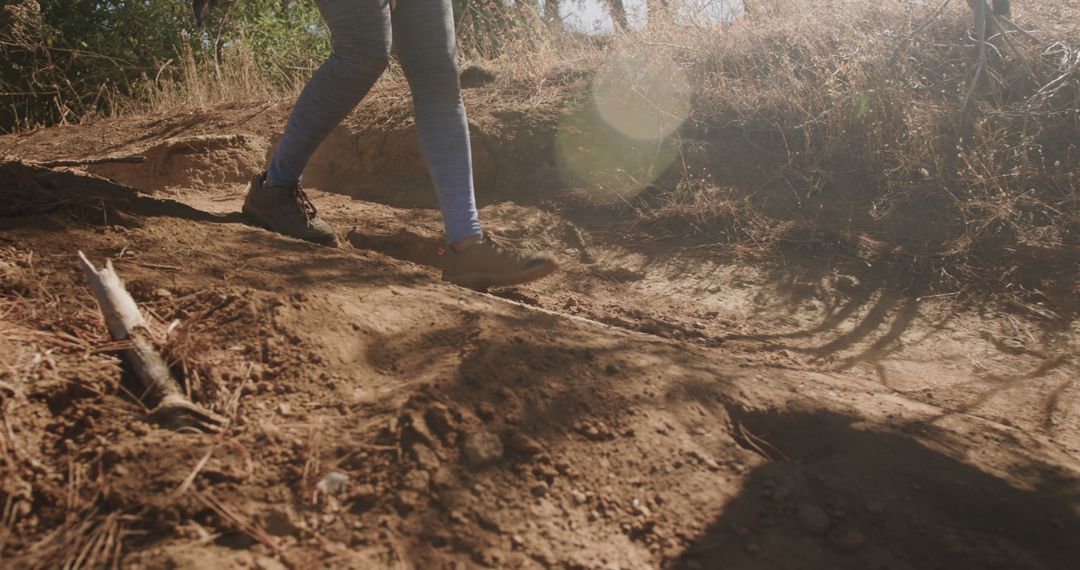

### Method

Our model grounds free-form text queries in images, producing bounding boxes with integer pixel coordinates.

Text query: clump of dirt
[87,134,269,193]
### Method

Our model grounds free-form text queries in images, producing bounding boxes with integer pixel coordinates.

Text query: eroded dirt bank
[1,100,1077,569]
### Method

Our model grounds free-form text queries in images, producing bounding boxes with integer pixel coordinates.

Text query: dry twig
[77,251,225,433]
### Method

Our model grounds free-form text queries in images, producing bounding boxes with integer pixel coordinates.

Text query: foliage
[0,0,328,131]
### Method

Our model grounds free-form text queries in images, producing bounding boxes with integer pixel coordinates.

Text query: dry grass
[0,243,137,569]
[119,39,287,118]
[575,0,1079,296]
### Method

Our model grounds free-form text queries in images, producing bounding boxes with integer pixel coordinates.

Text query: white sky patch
[555,0,745,34]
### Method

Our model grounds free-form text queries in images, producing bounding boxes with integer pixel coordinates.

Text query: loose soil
[1,90,1077,570]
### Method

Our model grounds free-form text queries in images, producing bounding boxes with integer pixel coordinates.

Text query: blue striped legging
[267,0,482,244]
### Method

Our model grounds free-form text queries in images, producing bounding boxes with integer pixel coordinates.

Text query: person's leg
[392,0,556,289]
[390,0,482,245]
[266,0,392,186]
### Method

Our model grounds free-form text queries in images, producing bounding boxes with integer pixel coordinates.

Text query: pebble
[508,432,544,455]
[580,422,611,441]
[254,555,287,570]
[463,430,504,468]
[571,490,588,505]
[406,411,437,445]
[430,467,456,489]
[395,490,421,513]
[476,402,497,422]
[797,503,831,535]
[425,404,455,437]
[315,471,349,496]
[349,483,377,511]
[411,442,441,470]
[262,507,300,537]
[403,469,430,491]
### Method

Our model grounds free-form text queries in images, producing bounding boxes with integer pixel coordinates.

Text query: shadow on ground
[672,408,1080,570]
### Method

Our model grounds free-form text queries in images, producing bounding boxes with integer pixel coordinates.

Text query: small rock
[349,483,377,512]
[797,503,831,535]
[315,471,350,496]
[463,431,504,468]
[571,490,588,505]
[277,402,292,416]
[579,421,611,441]
[395,490,421,514]
[508,432,544,455]
[476,402,497,422]
[262,507,300,537]
[405,411,437,445]
[154,288,172,299]
[533,463,559,483]
[430,467,457,489]
[511,534,525,548]
[830,528,866,551]
[254,555,287,570]
[530,483,548,497]
[425,403,455,437]
[403,469,430,491]
[477,547,506,567]
[605,363,620,375]
[411,442,441,470]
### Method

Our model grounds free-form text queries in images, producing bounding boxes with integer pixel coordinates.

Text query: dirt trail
[1,102,1078,569]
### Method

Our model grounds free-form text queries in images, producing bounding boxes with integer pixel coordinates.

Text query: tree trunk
[606,0,629,31]
[543,0,561,29]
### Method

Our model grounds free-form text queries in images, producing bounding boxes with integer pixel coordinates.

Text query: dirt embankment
[0,97,1077,569]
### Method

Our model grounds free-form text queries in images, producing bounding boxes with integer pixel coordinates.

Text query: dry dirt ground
[0,92,1077,569]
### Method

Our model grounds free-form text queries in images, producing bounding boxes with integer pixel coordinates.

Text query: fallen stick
[77,251,225,433]
[33,155,146,168]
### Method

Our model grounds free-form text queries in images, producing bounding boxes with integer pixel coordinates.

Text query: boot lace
[290,185,319,227]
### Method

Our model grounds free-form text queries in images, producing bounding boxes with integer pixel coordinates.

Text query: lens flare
[555,51,690,200]
[593,52,691,142]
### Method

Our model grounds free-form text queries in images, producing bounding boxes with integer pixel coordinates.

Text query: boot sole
[242,204,337,246]
[444,260,558,291]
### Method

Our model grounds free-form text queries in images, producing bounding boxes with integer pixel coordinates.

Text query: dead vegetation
[592,1,1079,300]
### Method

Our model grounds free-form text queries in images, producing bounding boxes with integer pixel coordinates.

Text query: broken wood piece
[33,154,146,168]
[77,251,226,433]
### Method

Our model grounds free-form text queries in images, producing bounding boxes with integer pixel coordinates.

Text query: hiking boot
[441,234,558,290]
[242,172,336,245]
